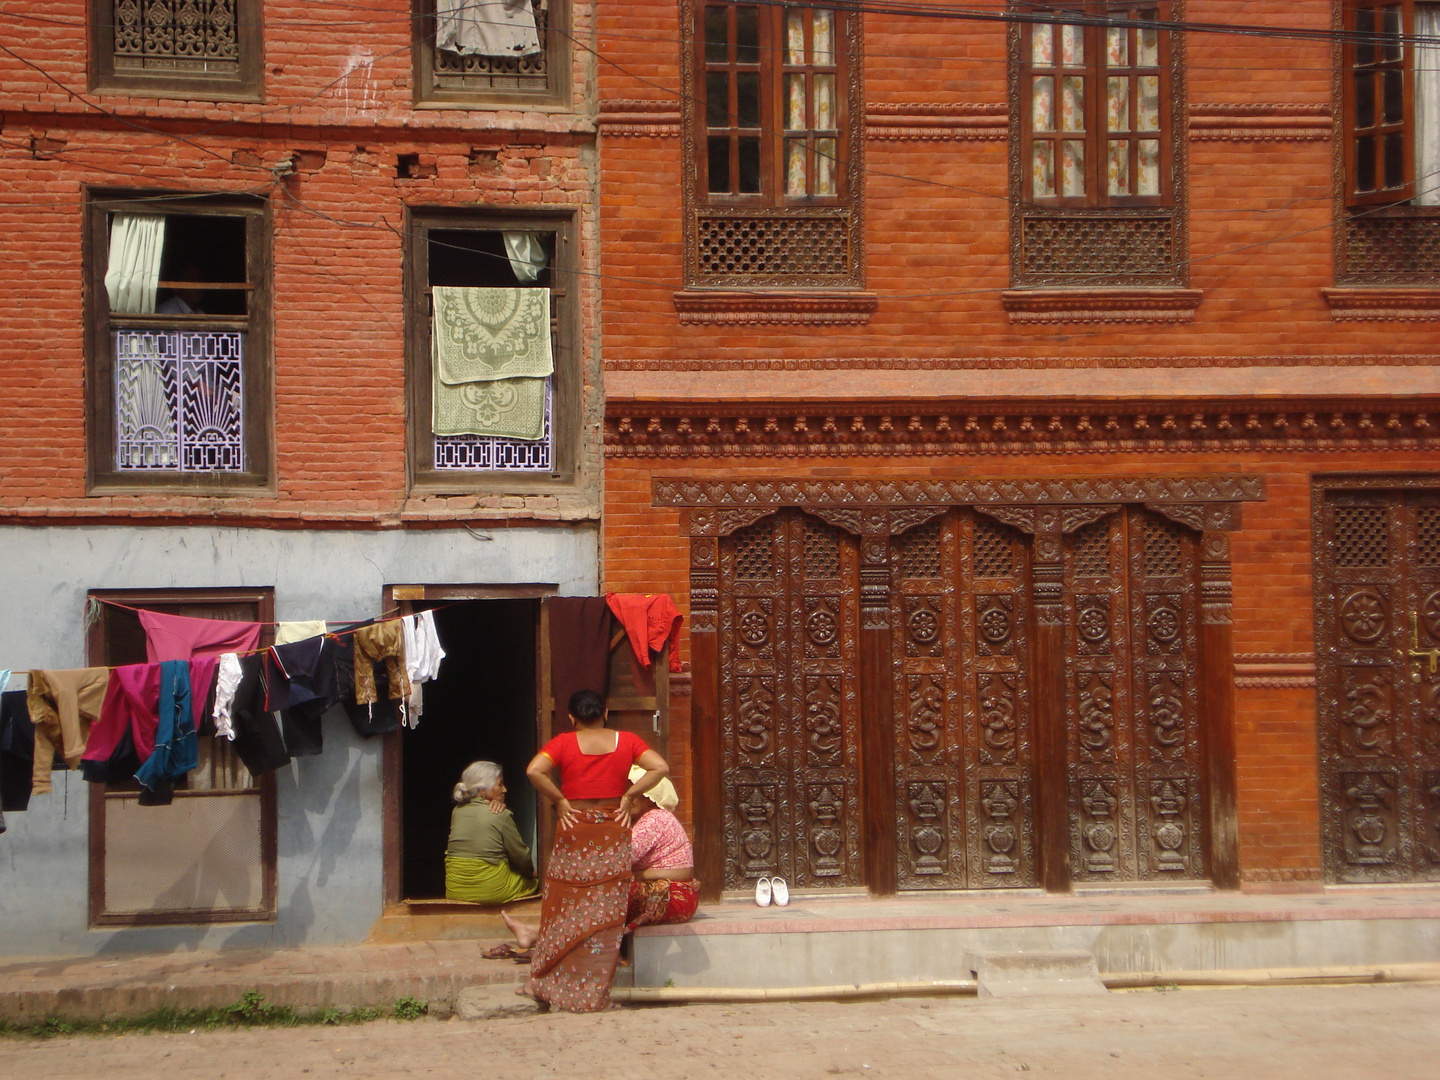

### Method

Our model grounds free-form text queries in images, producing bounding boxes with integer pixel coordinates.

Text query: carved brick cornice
[658,477,1265,524]
[1321,288,1440,321]
[1189,103,1332,141]
[865,102,1007,141]
[597,98,681,137]
[603,354,1440,372]
[608,402,1440,458]
[1233,652,1317,689]
[672,290,878,326]
[1002,287,1203,324]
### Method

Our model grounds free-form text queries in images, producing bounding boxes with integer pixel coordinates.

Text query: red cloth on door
[604,594,682,674]
[139,610,263,663]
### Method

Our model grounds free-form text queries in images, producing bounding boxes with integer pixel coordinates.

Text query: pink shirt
[630,807,693,872]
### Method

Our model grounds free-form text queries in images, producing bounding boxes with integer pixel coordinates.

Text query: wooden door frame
[380,583,557,907]
[665,476,1262,900]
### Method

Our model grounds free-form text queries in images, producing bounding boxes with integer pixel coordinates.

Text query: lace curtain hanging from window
[1416,5,1440,206]
[105,214,166,315]
[436,0,542,57]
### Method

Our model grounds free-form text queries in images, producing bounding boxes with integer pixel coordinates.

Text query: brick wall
[0,0,602,525]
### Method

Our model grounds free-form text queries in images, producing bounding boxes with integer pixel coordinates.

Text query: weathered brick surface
[0,1,601,524]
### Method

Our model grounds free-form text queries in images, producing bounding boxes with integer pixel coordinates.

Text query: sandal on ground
[510,949,532,964]
[755,876,772,907]
[484,943,523,959]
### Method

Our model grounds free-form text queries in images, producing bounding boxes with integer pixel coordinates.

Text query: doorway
[399,598,540,900]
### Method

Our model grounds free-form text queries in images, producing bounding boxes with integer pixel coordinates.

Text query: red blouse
[539,728,649,800]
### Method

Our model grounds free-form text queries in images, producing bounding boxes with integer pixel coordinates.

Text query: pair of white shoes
[754,876,790,908]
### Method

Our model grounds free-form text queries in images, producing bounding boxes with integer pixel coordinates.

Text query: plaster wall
[0,522,597,959]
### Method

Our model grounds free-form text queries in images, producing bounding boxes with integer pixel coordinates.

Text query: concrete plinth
[969,949,1108,997]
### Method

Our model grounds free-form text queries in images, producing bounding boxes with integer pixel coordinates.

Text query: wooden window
[1020,4,1173,208]
[413,0,571,107]
[682,2,864,288]
[404,208,579,488]
[1345,1,1415,204]
[90,0,263,101]
[86,589,277,926]
[86,192,271,492]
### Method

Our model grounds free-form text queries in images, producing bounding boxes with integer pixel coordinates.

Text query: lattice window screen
[1334,505,1390,568]
[897,519,944,579]
[1072,519,1112,577]
[802,518,842,579]
[103,793,265,916]
[1417,506,1440,567]
[433,0,551,91]
[1144,518,1186,577]
[972,517,1014,578]
[1340,216,1440,285]
[1019,213,1178,285]
[732,519,776,579]
[111,0,241,75]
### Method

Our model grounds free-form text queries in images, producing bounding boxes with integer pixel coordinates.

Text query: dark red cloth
[83,662,162,770]
[547,597,613,734]
[605,594,682,674]
[538,729,649,801]
[139,610,262,662]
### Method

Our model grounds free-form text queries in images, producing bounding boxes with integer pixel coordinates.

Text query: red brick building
[0,2,605,955]
[596,1,1440,898]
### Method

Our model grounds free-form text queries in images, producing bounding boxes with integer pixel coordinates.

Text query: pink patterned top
[630,807,693,871]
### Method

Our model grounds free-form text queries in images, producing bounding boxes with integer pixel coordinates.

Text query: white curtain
[1416,6,1440,205]
[104,214,166,314]
[436,0,542,57]
[502,231,547,282]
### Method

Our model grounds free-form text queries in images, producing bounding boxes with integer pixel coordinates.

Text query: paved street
[6,982,1438,1079]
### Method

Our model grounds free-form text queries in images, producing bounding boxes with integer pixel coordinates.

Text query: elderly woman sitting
[445,760,539,905]
[624,766,699,931]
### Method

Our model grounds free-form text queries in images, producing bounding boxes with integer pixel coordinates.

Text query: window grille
[433,379,553,471]
[111,0,240,76]
[434,0,550,91]
[114,330,244,472]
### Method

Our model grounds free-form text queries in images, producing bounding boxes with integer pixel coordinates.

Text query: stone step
[367,897,541,944]
[969,949,1108,997]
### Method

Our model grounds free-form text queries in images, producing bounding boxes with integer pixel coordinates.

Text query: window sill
[672,290,878,326]
[87,477,274,499]
[1321,287,1440,321]
[1001,288,1203,324]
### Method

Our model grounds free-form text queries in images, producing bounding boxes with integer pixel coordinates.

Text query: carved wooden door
[890,511,1039,889]
[1064,507,1209,883]
[1317,489,1440,883]
[718,510,864,889]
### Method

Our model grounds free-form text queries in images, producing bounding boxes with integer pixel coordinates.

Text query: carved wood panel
[1064,507,1209,883]
[719,510,863,889]
[890,511,1037,890]
[1317,489,1440,883]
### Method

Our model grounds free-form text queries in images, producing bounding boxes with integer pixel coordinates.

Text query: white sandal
[754,877,772,907]
[770,877,790,907]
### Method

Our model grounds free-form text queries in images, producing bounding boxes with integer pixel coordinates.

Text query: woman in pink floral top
[624,766,699,932]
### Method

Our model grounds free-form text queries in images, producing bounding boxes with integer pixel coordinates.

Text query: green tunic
[445,803,538,905]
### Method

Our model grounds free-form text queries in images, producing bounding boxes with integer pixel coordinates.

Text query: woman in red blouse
[517,688,669,1011]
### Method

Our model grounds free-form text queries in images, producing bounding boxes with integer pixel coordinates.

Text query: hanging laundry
[227,654,291,777]
[27,668,110,795]
[212,653,244,741]
[331,622,401,737]
[0,688,33,813]
[139,609,262,662]
[353,621,410,706]
[274,621,328,646]
[431,286,553,441]
[188,655,220,736]
[82,663,163,784]
[400,610,446,728]
[263,635,338,756]
[134,661,196,804]
[548,597,613,734]
[606,593,683,674]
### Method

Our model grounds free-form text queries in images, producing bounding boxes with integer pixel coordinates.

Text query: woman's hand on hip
[556,798,580,832]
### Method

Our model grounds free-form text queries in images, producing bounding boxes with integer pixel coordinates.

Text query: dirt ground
[6,982,1439,1080]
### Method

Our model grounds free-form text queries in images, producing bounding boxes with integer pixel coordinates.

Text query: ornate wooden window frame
[89,0,264,102]
[403,206,581,491]
[660,475,1264,898]
[412,0,572,109]
[676,0,871,322]
[84,189,274,495]
[1005,2,1192,311]
[1327,0,1440,312]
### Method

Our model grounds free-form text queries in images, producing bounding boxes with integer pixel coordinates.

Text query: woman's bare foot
[502,909,540,950]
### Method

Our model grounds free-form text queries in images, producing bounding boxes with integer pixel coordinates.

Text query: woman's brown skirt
[528,809,632,1012]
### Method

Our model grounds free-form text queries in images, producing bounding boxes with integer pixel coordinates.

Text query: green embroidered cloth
[432,287,553,440]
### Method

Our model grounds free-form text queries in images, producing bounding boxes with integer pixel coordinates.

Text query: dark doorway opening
[400,598,540,900]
